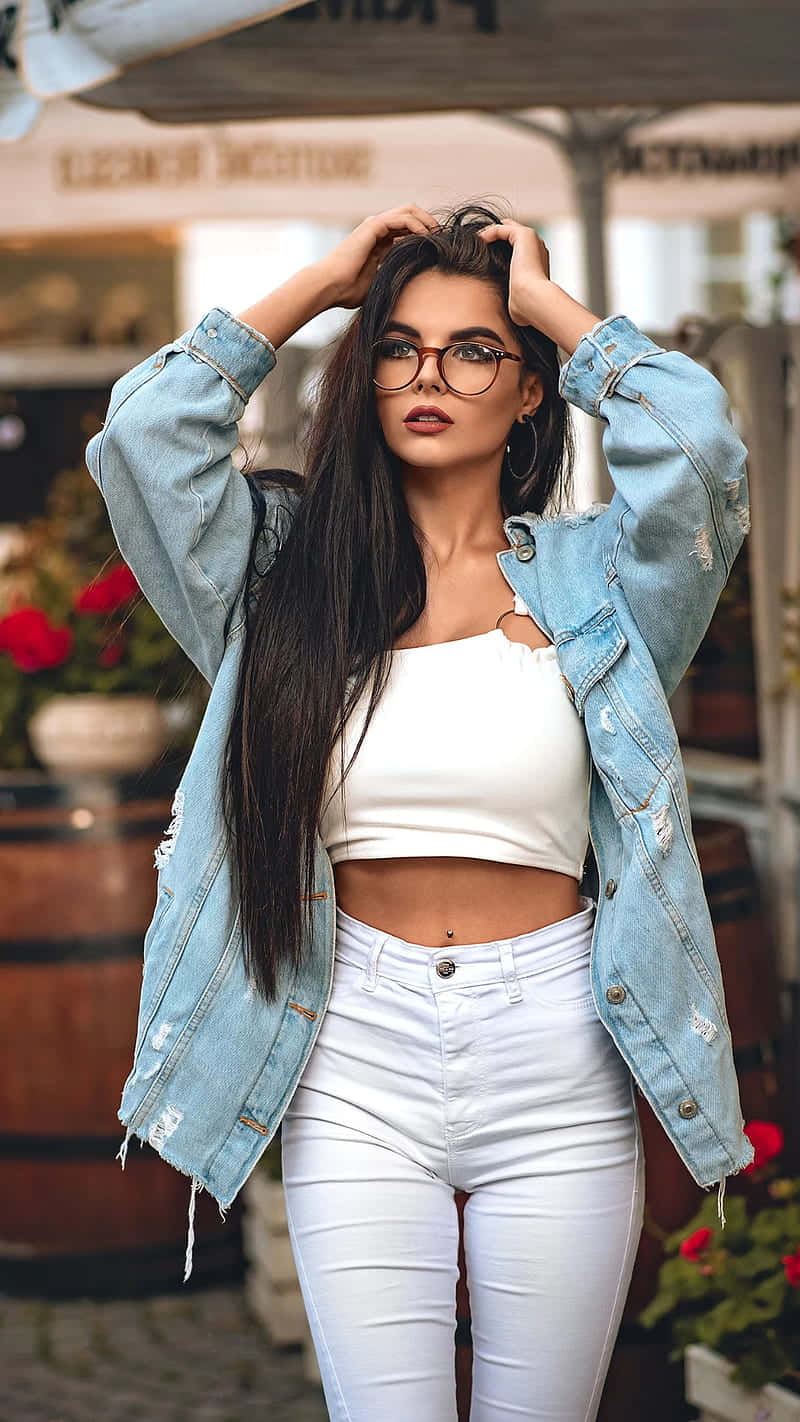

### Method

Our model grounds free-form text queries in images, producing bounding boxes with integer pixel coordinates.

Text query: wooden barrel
[452,817,786,1421]
[686,647,760,759]
[0,759,244,1298]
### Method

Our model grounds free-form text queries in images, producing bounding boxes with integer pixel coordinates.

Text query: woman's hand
[477,220,551,326]
[314,205,441,309]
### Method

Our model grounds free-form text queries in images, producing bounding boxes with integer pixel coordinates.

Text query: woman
[87,200,754,1421]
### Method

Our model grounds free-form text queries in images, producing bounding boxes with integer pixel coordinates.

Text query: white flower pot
[685,1343,800,1421]
[27,693,167,776]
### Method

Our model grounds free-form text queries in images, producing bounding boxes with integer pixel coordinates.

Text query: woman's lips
[402,418,453,434]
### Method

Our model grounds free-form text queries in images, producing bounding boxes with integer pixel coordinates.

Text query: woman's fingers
[478,220,550,277]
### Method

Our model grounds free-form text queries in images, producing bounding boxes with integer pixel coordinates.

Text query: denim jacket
[85,306,755,1283]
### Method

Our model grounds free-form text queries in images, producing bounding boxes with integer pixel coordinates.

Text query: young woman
[87,201,754,1422]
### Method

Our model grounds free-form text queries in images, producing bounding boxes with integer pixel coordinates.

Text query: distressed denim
[85,306,755,1283]
[281,896,645,1420]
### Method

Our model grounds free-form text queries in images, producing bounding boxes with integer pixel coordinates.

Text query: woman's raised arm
[84,267,334,686]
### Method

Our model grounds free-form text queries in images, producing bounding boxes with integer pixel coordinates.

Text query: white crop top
[319,592,591,879]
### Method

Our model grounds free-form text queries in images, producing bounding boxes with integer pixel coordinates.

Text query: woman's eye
[381,339,414,357]
[453,343,497,362]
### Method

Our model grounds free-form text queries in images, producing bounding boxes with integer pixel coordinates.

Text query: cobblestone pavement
[0,1286,330,1422]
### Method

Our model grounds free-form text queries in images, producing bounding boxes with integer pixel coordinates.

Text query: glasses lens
[373,338,419,390]
[442,343,498,395]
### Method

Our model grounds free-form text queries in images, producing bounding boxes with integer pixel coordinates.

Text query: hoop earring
[505,413,539,482]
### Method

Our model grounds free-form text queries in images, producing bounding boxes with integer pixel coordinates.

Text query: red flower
[0,605,73,671]
[782,1248,800,1287]
[75,563,139,613]
[98,633,125,667]
[742,1120,784,1174]
[680,1227,713,1261]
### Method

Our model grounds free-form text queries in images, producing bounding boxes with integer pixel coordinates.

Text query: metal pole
[488,106,678,501]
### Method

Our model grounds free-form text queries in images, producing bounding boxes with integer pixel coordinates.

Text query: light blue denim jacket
[85,306,755,1283]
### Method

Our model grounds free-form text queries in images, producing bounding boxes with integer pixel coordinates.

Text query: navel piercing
[446,929,454,938]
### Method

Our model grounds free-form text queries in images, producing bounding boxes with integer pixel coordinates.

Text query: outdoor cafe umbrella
[3,0,798,329]
[1,0,796,142]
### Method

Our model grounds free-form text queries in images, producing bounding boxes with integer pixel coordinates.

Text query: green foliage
[638,1179,800,1394]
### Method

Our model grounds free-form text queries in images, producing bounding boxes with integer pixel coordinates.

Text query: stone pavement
[0,1285,330,1422]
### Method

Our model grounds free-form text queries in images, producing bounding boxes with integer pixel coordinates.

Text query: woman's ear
[519,368,543,419]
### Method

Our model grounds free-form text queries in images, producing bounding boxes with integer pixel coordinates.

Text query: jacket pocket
[555,603,628,716]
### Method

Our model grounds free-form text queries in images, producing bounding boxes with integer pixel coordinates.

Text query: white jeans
[280,894,645,1421]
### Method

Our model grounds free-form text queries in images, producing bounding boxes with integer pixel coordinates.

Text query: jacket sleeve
[558,314,751,702]
[84,307,278,686]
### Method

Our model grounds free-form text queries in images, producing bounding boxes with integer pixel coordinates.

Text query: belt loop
[361,933,392,993]
[498,939,523,1003]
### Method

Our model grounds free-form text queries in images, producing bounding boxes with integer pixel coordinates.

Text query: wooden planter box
[685,1344,800,1421]
[241,1170,320,1385]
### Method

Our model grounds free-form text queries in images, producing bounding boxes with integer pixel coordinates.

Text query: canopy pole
[489,106,679,501]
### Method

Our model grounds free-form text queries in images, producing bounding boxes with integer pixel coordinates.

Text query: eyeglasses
[371,337,523,396]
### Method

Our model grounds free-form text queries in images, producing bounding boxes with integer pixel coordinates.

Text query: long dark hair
[222,199,577,1004]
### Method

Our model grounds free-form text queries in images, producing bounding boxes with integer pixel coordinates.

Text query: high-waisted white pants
[280,894,645,1421]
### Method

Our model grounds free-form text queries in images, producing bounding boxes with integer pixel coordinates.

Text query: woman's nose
[416,351,442,385]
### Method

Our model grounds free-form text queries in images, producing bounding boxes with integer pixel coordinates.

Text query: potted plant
[638,1119,800,1417]
[0,461,206,774]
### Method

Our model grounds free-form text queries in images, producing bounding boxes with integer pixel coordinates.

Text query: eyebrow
[383,320,508,346]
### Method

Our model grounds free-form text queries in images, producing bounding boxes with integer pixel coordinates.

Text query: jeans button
[606,984,626,1004]
[436,959,456,978]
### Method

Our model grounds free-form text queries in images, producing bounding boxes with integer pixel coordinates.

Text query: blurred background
[1,3,800,1419]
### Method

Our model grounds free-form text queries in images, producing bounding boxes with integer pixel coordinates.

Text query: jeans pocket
[524,948,596,1011]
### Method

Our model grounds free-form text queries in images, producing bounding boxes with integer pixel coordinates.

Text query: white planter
[27,693,167,775]
[685,1343,800,1421]
[242,1170,321,1385]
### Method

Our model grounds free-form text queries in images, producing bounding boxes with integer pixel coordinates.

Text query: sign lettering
[55,139,372,191]
[286,0,498,31]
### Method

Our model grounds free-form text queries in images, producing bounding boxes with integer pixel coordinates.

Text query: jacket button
[606,984,626,1004]
[436,959,456,978]
[679,1099,698,1119]
[515,543,535,561]
[206,326,218,338]
[605,878,617,899]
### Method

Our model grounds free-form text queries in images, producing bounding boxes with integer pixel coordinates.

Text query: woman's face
[373,268,542,477]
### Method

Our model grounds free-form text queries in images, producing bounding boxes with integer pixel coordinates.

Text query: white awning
[0,0,309,139]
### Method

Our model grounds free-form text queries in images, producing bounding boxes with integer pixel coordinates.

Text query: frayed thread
[690,1002,719,1044]
[116,1123,136,1170]
[692,526,714,571]
[115,1122,207,1285]
[148,1103,183,1151]
[734,502,751,534]
[651,803,674,857]
[154,787,185,870]
[184,1176,204,1283]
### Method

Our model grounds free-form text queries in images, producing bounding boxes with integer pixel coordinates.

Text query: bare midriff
[332,564,583,950]
[333,856,582,949]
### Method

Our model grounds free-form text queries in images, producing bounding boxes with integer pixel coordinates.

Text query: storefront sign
[56,137,372,191]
